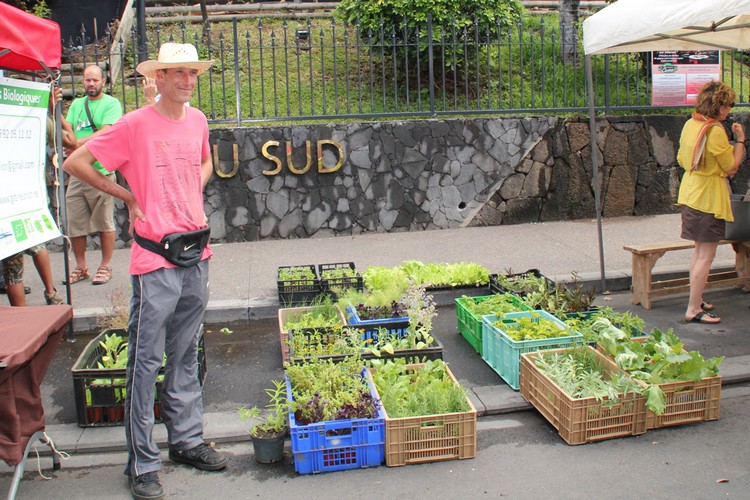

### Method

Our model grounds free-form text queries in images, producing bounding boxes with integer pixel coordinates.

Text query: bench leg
[733,242,750,292]
[631,252,665,309]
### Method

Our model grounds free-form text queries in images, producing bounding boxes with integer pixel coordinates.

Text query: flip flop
[700,301,714,312]
[686,311,721,324]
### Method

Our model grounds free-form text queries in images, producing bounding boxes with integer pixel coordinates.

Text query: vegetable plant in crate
[284,355,385,474]
[239,379,289,464]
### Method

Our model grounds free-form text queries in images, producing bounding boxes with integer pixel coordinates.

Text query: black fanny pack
[133,227,210,268]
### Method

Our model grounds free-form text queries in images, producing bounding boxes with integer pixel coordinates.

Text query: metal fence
[60,15,749,125]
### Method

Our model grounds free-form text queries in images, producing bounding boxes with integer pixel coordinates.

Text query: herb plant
[534,346,643,402]
[239,379,290,438]
[370,359,470,418]
[462,294,524,317]
[285,356,380,425]
[496,314,570,341]
[283,300,344,331]
[278,266,316,282]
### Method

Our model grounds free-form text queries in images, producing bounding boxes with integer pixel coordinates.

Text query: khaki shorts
[2,253,24,285]
[66,174,116,237]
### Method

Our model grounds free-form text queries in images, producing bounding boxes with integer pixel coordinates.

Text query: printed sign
[652,51,721,106]
[0,77,60,260]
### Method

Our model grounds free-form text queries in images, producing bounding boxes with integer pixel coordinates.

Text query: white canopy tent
[581,0,750,290]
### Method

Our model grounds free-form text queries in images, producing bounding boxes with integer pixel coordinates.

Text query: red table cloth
[0,305,72,466]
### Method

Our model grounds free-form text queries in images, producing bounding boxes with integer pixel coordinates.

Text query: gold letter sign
[260,139,345,176]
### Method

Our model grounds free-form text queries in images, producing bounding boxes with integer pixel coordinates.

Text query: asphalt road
[3,384,749,499]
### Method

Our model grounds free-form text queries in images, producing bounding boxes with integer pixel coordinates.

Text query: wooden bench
[623,240,750,309]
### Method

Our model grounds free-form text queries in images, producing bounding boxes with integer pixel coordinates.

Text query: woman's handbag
[725,194,750,241]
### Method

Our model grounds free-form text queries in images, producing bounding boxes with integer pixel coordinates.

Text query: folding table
[0,305,73,500]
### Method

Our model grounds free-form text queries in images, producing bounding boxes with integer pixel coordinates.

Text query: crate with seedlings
[481,310,582,390]
[596,323,723,429]
[71,327,206,427]
[560,307,647,345]
[369,359,477,466]
[520,346,647,445]
[455,293,532,355]
[285,356,385,474]
[277,302,347,363]
[489,269,555,297]
[287,284,444,363]
[277,265,320,307]
[318,262,363,298]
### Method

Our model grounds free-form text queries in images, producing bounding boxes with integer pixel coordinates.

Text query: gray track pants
[124,259,209,478]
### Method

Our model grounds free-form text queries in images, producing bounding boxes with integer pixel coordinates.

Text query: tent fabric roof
[0,2,61,72]
[583,0,750,55]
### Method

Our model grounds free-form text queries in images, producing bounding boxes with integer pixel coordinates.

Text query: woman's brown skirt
[681,205,726,242]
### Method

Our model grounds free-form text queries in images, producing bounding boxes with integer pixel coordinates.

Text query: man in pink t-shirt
[63,43,226,500]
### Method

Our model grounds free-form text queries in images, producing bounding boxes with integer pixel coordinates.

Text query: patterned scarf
[690,112,720,172]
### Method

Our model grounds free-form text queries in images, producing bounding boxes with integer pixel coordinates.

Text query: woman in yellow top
[677,80,745,324]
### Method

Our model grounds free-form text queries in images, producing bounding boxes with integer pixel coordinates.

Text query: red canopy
[0,2,61,72]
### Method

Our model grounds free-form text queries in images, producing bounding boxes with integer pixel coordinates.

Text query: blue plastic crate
[345,304,410,341]
[481,310,582,391]
[286,369,385,474]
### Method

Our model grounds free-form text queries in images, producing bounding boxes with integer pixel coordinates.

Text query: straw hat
[136,43,213,79]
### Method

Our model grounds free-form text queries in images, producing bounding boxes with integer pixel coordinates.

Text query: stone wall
[107,114,750,246]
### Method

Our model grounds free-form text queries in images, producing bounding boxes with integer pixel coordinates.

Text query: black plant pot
[251,432,285,464]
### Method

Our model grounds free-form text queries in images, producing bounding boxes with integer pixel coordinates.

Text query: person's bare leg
[6,282,26,306]
[99,231,115,269]
[31,248,56,295]
[686,241,719,322]
[71,235,88,271]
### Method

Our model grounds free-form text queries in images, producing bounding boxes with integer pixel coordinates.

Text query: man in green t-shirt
[63,65,123,286]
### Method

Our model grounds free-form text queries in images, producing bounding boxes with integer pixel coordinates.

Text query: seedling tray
[318,262,363,297]
[277,305,347,364]
[286,369,385,474]
[285,328,444,364]
[489,269,555,296]
[71,328,206,427]
[481,310,581,390]
[455,294,531,355]
[277,264,321,307]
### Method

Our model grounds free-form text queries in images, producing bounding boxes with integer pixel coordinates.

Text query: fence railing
[60,15,749,125]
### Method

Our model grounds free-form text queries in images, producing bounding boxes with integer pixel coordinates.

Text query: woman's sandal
[686,310,721,324]
[64,266,89,285]
[92,265,112,285]
[700,301,714,312]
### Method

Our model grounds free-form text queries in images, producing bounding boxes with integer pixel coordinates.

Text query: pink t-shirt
[86,106,212,275]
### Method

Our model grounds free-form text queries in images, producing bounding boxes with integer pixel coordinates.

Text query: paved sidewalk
[14,213,737,328]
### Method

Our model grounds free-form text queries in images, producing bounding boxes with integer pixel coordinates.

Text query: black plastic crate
[277,264,321,306]
[318,262,363,296]
[71,328,207,427]
[489,269,556,296]
[289,336,444,364]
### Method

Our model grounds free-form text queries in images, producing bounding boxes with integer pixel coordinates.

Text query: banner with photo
[0,77,60,260]
[651,50,721,106]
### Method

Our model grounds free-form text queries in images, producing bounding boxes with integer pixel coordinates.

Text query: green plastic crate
[481,310,582,390]
[454,294,531,355]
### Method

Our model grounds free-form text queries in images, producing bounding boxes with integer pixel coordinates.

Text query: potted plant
[239,379,289,464]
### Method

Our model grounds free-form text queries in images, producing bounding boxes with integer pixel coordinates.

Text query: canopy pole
[585,54,607,292]
[54,84,74,341]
